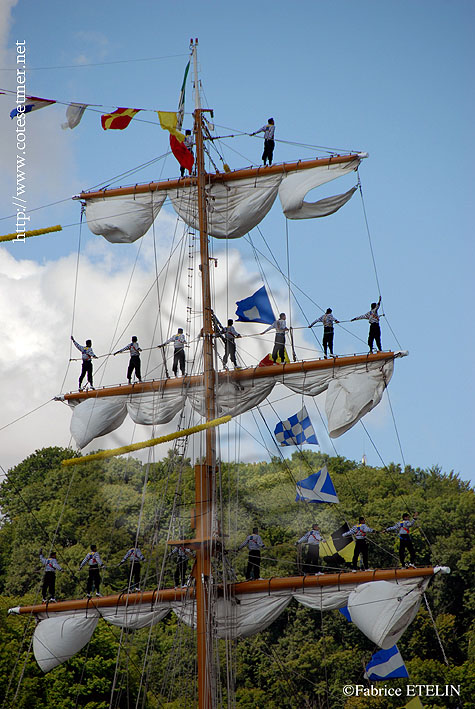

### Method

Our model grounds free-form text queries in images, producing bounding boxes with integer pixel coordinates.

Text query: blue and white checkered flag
[274,406,318,446]
[295,465,339,504]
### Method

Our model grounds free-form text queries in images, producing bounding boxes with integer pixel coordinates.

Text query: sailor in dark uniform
[385,512,419,567]
[297,524,326,574]
[251,118,275,166]
[80,544,104,597]
[237,527,265,580]
[261,314,288,364]
[222,319,241,368]
[342,517,375,570]
[114,336,142,383]
[351,296,382,353]
[40,550,62,602]
[119,546,145,589]
[309,308,340,358]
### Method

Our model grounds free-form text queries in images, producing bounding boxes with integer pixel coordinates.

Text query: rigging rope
[358,172,403,351]
[359,419,435,560]
[423,593,450,666]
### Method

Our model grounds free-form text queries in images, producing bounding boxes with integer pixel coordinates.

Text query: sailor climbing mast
[192,38,215,709]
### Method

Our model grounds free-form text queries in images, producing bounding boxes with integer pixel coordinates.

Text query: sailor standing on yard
[222,319,241,369]
[39,550,62,603]
[251,118,275,166]
[261,314,289,364]
[309,308,340,358]
[342,517,375,571]
[384,512,419,568]
[119,546,145,590]
[170,545,194,587]
[114,336,142,384]
[237,527,265,580]
[180,129,194,177]
[160,328,186,377]
[80,544,104,598]
[297,523,326,575]
[71,335,98,390]
[351,296,382,353]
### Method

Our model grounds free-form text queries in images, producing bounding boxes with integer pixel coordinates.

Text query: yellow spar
[0,225,62,242]
[62,414,232,466]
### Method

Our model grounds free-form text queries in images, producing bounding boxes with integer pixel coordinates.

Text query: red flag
[258,354,274,367]
[101,108,140,130]
[258,349,290,367]
[170,134,194,174]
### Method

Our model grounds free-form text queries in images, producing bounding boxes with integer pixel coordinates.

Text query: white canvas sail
[347,579,430,649]
[82,157,361,243]
[67,354,402,449]
[20,572,447,672]
[86,192,167,244]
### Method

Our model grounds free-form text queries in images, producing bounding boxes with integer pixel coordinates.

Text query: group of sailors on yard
[71,296,383,391]
[39,512,419,602]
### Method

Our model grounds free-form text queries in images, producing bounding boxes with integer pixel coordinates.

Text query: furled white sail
[33,613,99,673]
[100,604,172,630]
[169,173,282,239]
[190,378,276,419]
[68,355,403,449]
[277,161,358,219]
[25,573,443,671]
[83,159,361,243]
[126,389,187,426]
[70,396,128,449]
[347,579,430,649]
[86,193,167,244]
[325,360,394,438]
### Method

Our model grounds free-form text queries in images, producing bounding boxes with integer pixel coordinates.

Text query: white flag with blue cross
[274,406,318,446]
[295,465,339,504]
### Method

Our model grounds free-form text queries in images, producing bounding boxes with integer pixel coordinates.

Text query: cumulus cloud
[0,214,310,471]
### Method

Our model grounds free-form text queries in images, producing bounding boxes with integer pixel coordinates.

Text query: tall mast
[192,38,215,709]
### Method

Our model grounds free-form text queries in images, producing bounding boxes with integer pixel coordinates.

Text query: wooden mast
[192,39,215,709]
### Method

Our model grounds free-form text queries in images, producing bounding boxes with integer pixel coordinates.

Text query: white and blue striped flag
[274,406,318,446]
[10,95,56,118]
[295,465,339,504]
[364,645,409,681]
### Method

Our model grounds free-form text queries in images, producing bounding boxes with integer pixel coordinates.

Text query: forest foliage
[0,446,473,708]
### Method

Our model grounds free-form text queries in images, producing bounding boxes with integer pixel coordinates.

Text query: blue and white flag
[339,605,352,622]
[10,95,56,119]
[274,406,318,447]
[295,465,339,504]
[235,286,275,324]
[364,645,408,681]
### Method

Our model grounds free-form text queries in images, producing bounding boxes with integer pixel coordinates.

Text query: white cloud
[0,0,18,69]
[0,226,288,471]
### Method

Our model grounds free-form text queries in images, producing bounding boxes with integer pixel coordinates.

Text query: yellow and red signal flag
[258,349,291,367]
[157,110,184,140]
[101,107,140,130]
[158,110,194,174]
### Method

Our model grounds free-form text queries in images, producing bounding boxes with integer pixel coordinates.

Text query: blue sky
[0,0,473,483]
